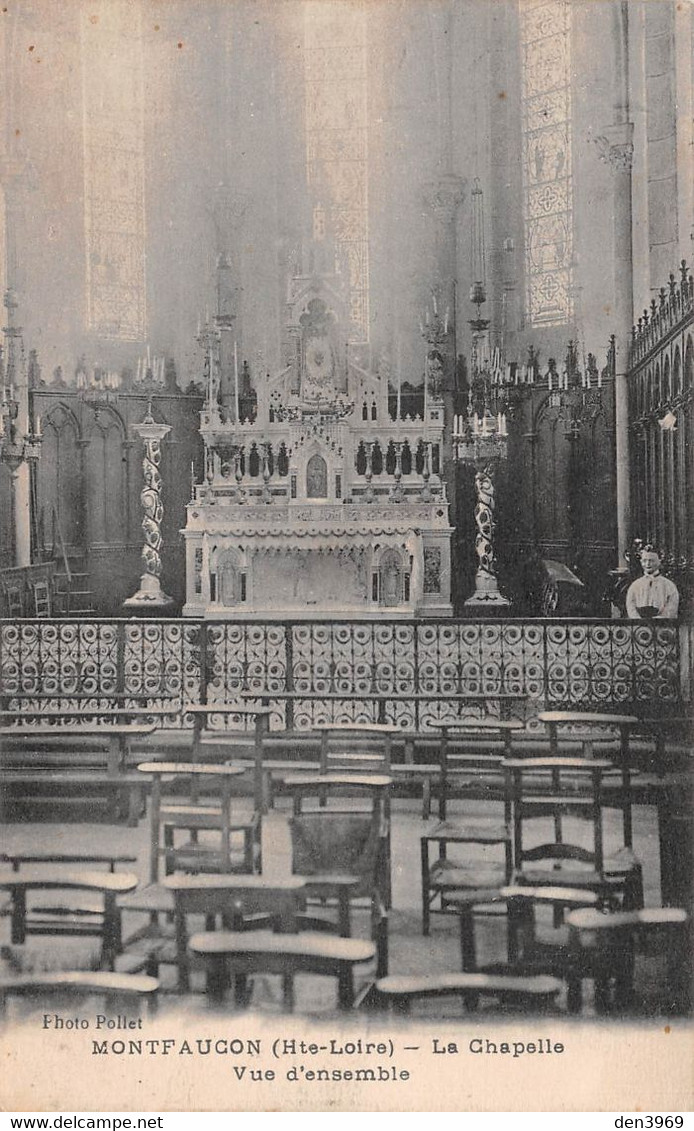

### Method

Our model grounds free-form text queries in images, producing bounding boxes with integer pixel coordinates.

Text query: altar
[182,250,453,619]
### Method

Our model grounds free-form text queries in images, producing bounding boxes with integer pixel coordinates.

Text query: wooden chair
[506,756,617,901]
[537,712,644,908]
[153,874,307,993]
[372,972,562,1016]
[317,724,396,777]
[462,758,635,1004]
[0,972,159,1020]
[0,853,138,943]
[137,763,258,885]
[0,871,140,973]
[566,906,691,1016]
[32,579,52,617]
[189,928,376,1012]
[289,810,389,976]
[3,583,24,618]
[420,722,523,936]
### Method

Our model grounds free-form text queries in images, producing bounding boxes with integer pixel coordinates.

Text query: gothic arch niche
[212,546,245,607]
[306,453,328,498]
[37,404,83,548]
[84,407,126,544]
[378,547,405,607]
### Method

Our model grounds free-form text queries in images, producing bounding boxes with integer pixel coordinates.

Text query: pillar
[596,121,634,567]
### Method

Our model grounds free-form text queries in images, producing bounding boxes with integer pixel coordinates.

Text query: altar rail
[0,618,682,731]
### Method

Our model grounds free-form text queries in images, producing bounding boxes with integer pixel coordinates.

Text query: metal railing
[0,617,682,731]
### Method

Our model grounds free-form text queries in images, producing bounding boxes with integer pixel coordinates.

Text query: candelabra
[0,391,42,472]
[0,290,42,569]
[548,338,608,439]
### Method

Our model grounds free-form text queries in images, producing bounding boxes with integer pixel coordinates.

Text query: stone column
[594,3,635,567]
[123,403,174,611]
[595,123,634,566]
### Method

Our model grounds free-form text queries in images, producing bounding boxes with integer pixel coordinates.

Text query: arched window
[520,0,573,326]
[306,454,328,498]
[82,2,146,340]
[304,2,369,342]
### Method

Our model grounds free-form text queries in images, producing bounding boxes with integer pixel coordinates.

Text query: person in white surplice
[625,548,680,619]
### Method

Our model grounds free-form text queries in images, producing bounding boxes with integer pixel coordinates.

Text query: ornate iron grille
[0,617,682,729]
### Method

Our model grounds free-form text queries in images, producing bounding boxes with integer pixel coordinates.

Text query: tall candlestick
[234,339,240,424]
[396,341,402,423]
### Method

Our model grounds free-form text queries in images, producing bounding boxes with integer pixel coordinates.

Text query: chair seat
[375,971,562,1001]
[299,872,363,893]
[430,860,507,890]
[161,851,256,874]
[189,928,376,965]
[443,887,510,909]
[0,970,159,995]
[604,848,641,874]
[119,884,175,914]
[423,820,509,845]
[160,805,256,831]
[513,869,607,889]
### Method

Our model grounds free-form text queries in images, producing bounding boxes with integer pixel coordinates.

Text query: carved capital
[422,174,465,223]
[593,123,634,172]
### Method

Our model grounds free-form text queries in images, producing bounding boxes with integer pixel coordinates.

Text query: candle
[547,370,552,391]
[35,414,41,436]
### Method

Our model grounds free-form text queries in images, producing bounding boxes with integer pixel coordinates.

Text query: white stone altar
[182,251,453,619]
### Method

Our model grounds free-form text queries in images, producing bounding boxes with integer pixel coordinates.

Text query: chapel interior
[0,0,692,1032]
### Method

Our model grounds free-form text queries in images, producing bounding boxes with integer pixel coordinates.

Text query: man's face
[641,552,660,575]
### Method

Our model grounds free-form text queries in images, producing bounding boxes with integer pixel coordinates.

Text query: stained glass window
[81,1,146,341]
[520,0,573,326]
[304,1,369,343]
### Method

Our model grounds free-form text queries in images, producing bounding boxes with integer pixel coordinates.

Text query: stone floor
[0,785,668,1022]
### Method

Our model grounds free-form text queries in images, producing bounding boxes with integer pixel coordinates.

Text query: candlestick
[234,339,240,424]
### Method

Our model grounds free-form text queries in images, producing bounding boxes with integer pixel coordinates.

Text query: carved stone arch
[44,401,82,438]
[83,403,127,441]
